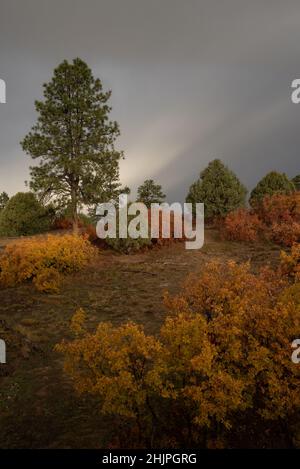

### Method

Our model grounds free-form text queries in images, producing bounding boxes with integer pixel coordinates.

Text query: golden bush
[0,234,96,292]
[56,260,300,446]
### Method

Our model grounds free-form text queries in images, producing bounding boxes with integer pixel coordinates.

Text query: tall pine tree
[21,58,123,232]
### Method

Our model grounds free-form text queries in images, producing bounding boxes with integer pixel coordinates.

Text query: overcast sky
[0,0,299,202]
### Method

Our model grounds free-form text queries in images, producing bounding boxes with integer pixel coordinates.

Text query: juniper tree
[249,171,295,207]
[186,159,247,219]
[21,58,123,232]
[292,174,300,191]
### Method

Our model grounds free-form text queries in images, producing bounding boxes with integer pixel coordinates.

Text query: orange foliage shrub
[0,234,96,292]
[257,193,300,226]
[57,260,300,447]
[268,221,300,247]
[258,193,300,247]
[281,243,300,281]
[52,217,74,230]
[222,208,262,242]
[222,193,300,247]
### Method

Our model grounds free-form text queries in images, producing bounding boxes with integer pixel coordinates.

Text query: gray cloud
[0,0,299,201]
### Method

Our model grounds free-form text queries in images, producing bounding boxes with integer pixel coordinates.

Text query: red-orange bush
[222,193,300,247]
[257,193,300,226]
[268,221,300,247]
[257,193,300,246]
[281,243,300,281]
[222,208,262,242]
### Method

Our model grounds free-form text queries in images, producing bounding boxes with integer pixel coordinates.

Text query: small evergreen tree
[0,192,53,236]
[250,171,295,207]
[186,159,247,219]
[292,174,300,191]
[137,179,166,208]
[21,58,123,233]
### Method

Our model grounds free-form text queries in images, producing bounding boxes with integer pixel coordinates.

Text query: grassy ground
[0,229,282,448]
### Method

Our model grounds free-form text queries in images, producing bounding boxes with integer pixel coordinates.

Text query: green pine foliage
[0,192,54,236]
[0,192,9,211]
[292,175,300,191]
[21,58,123,232]
[186,159,247,219]
[250,171,295,207]
[137,179,166,208]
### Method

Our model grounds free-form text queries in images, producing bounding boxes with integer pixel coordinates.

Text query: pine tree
[186,159,247,219]
[21,58,123,232]
[137,179,166,208]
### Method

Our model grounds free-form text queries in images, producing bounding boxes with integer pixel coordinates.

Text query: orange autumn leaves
[222,192,300,246]
[281,243,300,281]
[0,234,96,292]
[57,259,300,440]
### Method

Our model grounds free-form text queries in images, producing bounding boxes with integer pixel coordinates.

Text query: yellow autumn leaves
[0,234,96,292]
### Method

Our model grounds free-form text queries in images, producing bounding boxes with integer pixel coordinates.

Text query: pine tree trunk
[71,189,79,235]
[72,212,79,235]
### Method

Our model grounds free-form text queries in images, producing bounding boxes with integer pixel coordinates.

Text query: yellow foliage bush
[56,321,162,420]
[0,234,96,292]
[56,260,300,447]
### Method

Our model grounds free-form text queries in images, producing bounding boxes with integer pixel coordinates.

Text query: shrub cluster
[222,193,300,246]
[56,259,300,447]
[53,212,92,230]
[222,208,262,242]
[0,234,96,292]
[104,207,152,254]
[281,243,300,281]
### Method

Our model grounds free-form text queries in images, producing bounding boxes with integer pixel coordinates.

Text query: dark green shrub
[105,206,151,253]
[0,192,54,236]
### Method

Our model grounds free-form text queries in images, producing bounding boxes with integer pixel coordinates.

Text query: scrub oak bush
[281,243,300,281]
[222,208,262,242]
[53,212,92,230]
[0,234,96,292]
[57,260,300,447]
[257,193,300,226]
[258,193,300,247]
[222,193,300,246]
[268,221,300,247]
